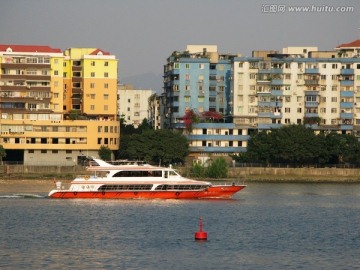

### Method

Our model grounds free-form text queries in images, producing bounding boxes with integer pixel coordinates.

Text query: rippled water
[1,181,360,270]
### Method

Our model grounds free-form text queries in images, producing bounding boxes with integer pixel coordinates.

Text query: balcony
[1,63,50,69]
[340,102,353,109]
[340,80,354,86]
[304,113,319,118]
[304,90,319,96]
[258,112,282,118]
[271,79,283,85]
[340,91,354,97]
[271,90,283,96]
[305,102,319,108]
[304,80,319,85]
[340,113,353,119]
[304,68,319,74]
[340,69,354,75]
[189,146,246,153]
[258,101,282,108]
[187,134,248,141]
[340,125,353,130]
[258,123,282,129]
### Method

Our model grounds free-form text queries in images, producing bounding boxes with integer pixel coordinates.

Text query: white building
[117,84,154,127]
[232,41,360,134]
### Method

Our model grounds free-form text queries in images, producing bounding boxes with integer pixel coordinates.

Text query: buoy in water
[195,217,208,241]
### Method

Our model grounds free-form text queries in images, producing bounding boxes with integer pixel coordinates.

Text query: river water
[0,180,359,270]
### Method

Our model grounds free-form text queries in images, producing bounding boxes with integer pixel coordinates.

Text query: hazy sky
[0,0,359,91]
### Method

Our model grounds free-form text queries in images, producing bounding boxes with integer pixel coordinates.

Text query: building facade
[233,42,360,134]
[117,84,154,127]
[163,45,238,128]
[162,40,360,159]
[0,45,119,165]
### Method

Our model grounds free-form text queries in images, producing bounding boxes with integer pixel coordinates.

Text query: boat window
[98,184,153,191]
[155,185,208,191]
[169,170,178,177]
[113,170,162,177]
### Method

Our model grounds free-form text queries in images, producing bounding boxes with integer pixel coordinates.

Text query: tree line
[233,125,360,166]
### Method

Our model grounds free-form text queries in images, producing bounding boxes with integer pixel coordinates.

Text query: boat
[48,159,246,199]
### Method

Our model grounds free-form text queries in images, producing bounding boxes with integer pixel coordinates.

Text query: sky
[0,0,359,92]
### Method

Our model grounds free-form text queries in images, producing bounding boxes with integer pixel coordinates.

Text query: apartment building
[117,84,154,127]
[162,40,360,159]
[163,45,238,128]
[0,45,119,165]
[233,41,360,135]
[163,45,246,158]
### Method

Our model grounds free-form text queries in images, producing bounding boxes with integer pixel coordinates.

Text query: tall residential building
[163,45,238,129]
[163,40,360,159]
[0,45,119,165]
[117,84,154,127]
[232,40,360,134]
[163,45,247,158]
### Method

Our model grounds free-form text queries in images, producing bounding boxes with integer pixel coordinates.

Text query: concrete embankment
[1,165,360,182]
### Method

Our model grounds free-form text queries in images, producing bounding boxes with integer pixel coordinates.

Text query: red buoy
[195,217,208,241]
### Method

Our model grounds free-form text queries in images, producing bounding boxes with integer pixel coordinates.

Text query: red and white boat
[48,159,246,199]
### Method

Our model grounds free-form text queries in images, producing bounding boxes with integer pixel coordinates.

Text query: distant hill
[121,72,163,94]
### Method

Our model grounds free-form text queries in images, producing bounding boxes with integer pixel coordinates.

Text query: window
[90,105,95,110]
[91,61,95,66]
[104,105,108,111]
[54,70,59,76]
[185,64,190,69]
[104,94,109,100]
[104,72,108,77]
[104,83,108,88]
[104,61,109,66]
[91,72,95,77]
[90,83,95,88]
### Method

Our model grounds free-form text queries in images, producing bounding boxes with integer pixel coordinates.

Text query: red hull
[49,185,246,199]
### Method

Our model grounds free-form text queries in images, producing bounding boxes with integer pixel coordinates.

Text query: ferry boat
[48,159,246,199]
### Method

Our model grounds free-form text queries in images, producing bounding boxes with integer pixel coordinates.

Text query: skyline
[0,0,359,91]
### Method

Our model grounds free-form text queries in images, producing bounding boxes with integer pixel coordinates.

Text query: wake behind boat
[48,159,246,199]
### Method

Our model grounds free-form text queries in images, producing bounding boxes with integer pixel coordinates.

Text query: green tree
[245,125,360,166]
[0,145,6,164]
[118,129,189,165]
[189,162,206,178]
[98,145,112,160]
[206,157,228,178]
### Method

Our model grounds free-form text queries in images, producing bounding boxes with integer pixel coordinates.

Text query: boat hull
[48,185,246,199]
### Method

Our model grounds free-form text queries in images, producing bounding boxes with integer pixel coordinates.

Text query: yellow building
[0,45,119,165]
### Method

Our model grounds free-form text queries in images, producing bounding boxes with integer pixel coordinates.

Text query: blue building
[163,45,236,128]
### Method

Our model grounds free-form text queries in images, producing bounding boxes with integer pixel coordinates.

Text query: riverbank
[1,165,360,183]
